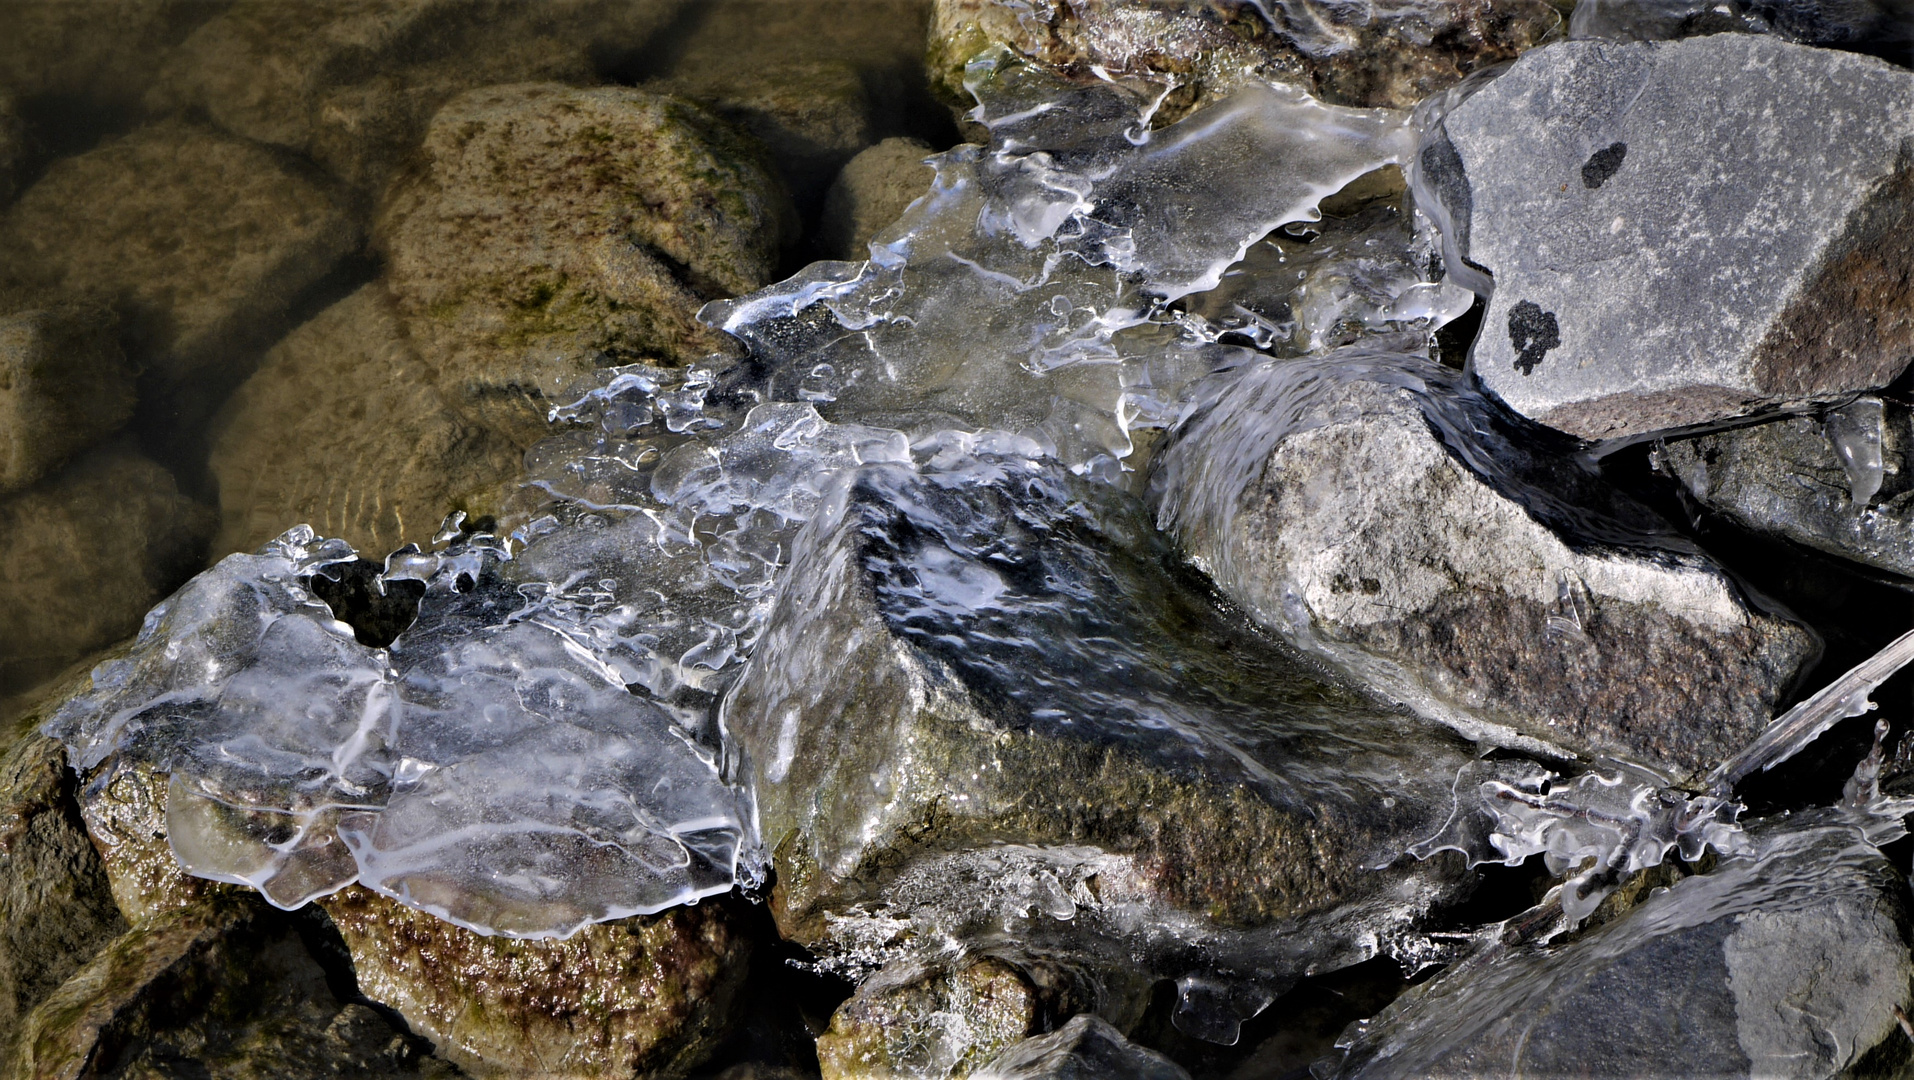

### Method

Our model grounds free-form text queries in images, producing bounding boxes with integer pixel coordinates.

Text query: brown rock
[0,307,135,496]
[377,82,793,447]
[74,755,238,928]
[816,958,1040,1080]
[0,446,215,696]
[321,884,753,1079]
[0,0,224,113]
[208,283,522,560]
[818,137,936,260]
[0,89,23,208]
[0,121,360,380]
[928,0,1563,113]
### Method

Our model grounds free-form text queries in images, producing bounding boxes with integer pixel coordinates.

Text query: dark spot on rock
[1582,142,1627,189]
[1360,577,1382,594]
[1508,300,1561,375]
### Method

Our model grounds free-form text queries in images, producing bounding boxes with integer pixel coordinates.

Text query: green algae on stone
[321,884,754,1080]
[816,958,1040,1080]
[378,82,794,448]
[0,121,361,381]
[0,307,136,496]
[208,283,522,561]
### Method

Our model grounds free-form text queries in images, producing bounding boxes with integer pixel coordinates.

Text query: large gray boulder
[1150,350,1817,783]
[1326,811,1914,1079]
[725,457,1508,1047]
[1426,34,1914,441]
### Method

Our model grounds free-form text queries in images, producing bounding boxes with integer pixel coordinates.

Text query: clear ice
[1825,395,1886,509]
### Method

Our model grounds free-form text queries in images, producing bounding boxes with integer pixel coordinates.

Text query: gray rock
[975,1015,1192,1080]
[818,137,935,260]
[1150,349,1817,783]
[1660,401,1914,580]
[0,307,136,495]
[0,446,215,696]
[0,121,361,381]
[208,283,521,560]
[1427,34,1914,441]
[147,0,689,194]
[1327,811,1914,1079]
[726,457,1503,1044]
[376,82,792,448]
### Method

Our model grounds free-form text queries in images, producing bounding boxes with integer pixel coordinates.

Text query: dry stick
[1706,628,1914,796]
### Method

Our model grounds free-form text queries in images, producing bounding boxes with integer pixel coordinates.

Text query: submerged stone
[1426,34,1914,440]
[0,89,21,208]
[0,121,361,381]
[208,284,521,559]
[818,137,936,260]
[0,306,136,495]
[726,457,1498,1042]
[1326,811,1914,1079]
[321,884,751,1080]
[1660,401,1914,581]
[975,1015,1192,1080]
[377,82,792,448]
[929,0,1563,113]
[1151,349,1817,782]
[0,0,221,113]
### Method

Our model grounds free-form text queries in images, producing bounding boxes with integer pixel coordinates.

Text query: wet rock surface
[0,0,223,114]
[1430,33,1914,441]
[0,121,361,382]
[1152,350,1818,780]
[208,283,521,559]
[815,957,1039,1080]
[322,884,752,1080]
[0,306,136,495]
[974,1015,1191,1080]
[377,81,792,447]
[1661,400,1914,581]
[818,137,935,260]
[0,89,22,208]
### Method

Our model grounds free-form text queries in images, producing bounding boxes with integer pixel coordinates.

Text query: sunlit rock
[725,457,1501,1044]
[815,957,1040,1080]
[1660,400,1914,581]
[928,0,1563,114]
[145,0,689,194]
[208,284,521,560]
[0,306,135,495]
[1151,348,1817,782]
[0,121,360,381]
[1425,34,1914,440]
[818,137,936,260]
[0,446,214,695]
[1325,810,1914,1079]
[975,1015,1192,1080]
[377,82,793,448]
[321,884,752,1080]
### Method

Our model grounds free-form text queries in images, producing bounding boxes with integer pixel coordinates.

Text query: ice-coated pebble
[1426,34,1914,440]
[816,958,1039,1080]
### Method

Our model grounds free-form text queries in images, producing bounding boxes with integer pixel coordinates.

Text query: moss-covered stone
[0,446,215,696]
[377,82,793,448]
[75,754,240,929]
[0,121,361,380]
[0,306,136,495]
[321,885,753,1079]
[817,958,1039,1080]
[208,283,522,560]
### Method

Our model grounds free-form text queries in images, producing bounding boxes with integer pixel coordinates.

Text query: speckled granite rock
[1428,34,1914,440]
[818,137,935,259]
[209,283,521,560]
[0,0,223,113]
[929,0,1563,114]
[320,884,752,1079]
[975,1015,1192,1080]
[0,307,135,496]
[0,122,360,381]
[816,958,1040,1080]
[0,446,215,695]
[377,82,793,448]
[1151,352,1818,782]
[147,0,689,194]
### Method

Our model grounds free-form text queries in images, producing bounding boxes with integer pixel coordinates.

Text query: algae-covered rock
[378,82,793,447]
[209,283,522,560]
[0,0,223,114]
[929,0,1562,114]
[1151,350,1818,782]
[147,0,689,194]
[320,884,752,1079]
[0,446,215,695]
[816,958,1039,1080]
[0,307,136,496]
[0,121,360,381]
[975,1015,1192,1080]
[818,137,935,260]
[726,458,1494,1043]
[5,895,421,1080]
